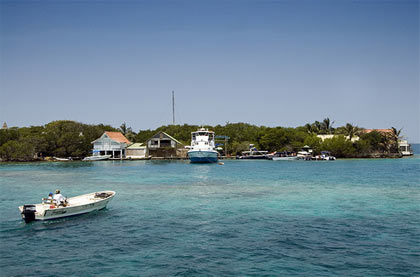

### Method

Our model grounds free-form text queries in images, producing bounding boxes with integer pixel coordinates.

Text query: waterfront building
[146,131,184,158]
[126,143,147,159]
[92,131,131,159]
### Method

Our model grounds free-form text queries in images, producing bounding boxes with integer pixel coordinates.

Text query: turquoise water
[1,157,419,276]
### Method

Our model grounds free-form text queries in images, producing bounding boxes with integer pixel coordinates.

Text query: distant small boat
[19,191,115,223]
[272,156,299,161]
[82,155,111,161]
[271,151,299,161]
[315,151,336,160]
[53,157,72,161]
[237,145,270,159]
[296,145,313,160]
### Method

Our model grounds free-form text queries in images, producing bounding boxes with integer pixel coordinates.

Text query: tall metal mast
[172,90,175,125]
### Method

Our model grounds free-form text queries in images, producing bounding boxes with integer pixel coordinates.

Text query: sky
[1,0,419,142]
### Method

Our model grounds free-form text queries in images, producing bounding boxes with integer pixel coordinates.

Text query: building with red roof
[91,131,132,159]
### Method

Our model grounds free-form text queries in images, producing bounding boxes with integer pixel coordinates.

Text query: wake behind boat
[187,128,218,163]
[19,191,115,223]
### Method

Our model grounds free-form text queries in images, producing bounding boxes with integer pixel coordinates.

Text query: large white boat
[399,140,414,156]
[19,191,115,223]
[187,128,218,163]
[82,154,111,161]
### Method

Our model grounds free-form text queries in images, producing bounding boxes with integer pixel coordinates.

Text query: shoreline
[0,154,415,163]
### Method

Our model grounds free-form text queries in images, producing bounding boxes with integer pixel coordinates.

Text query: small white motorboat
[18,191,115,223]
[272,156,299,161]
[53,157,72,161]
[82,154,111,161]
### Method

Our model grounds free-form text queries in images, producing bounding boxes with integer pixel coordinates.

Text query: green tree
[320,136,355,158]
[0,139,36,161]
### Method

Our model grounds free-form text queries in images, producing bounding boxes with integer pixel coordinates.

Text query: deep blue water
[1,157,419,276]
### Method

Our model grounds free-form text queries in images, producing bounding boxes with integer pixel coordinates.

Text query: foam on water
[1,157,419,276]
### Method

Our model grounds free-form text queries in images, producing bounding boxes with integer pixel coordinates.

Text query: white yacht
[187,128,218,163]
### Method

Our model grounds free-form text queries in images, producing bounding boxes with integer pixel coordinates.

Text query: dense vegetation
[0,121,117,161]
[0,119,402,161]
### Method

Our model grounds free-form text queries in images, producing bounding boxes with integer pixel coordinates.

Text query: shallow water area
[1,157,419,276]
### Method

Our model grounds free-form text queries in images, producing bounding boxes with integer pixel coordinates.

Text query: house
[92,131,131,159]
[126,143,147,159]
[146,131,184,158]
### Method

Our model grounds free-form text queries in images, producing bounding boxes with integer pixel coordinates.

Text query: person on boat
[47,192,53,204]
[43,192,54,204]
[53,190,68,207]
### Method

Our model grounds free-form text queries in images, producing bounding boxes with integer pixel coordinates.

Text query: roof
[146,131,183,145]
[363,129,393,134]
[127,143,146,149]
[104,132,131,144]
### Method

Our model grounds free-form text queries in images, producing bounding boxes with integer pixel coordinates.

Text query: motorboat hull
[188,150,218,163]
[19,191,115,223]
[82,155,111,161]
[238,155,270,160]
[272,156,299,161]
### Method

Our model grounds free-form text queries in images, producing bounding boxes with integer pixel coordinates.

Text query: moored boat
[272,152,299,161]
[187,128,218,163]
[399,140,414,156]
[314,151,336,160]
[237,144,270,159]
[296,145,313,160]
[82,154,111,161]
[53,157,72,161]
[18,191,115,223]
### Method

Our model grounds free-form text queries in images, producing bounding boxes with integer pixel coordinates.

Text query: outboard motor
[22,205,36,223]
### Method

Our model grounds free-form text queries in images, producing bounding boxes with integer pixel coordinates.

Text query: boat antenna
[172,90,175,125]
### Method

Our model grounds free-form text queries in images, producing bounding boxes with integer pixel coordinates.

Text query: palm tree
[390,127,402,153]
[310,121,322,134]
[120,122,127,135]
[344,123,359,141]
[322,118,335,134]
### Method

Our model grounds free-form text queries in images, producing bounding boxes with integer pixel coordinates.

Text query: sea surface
[1,156,419,276]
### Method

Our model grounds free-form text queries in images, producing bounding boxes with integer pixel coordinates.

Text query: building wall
[148,148,177,158]
[94,138,125,151]
[126,148,146,158]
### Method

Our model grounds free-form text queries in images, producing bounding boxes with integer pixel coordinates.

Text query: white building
[92,131,131,159]
[317,134,360,142]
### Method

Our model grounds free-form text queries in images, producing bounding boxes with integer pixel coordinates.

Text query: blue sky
[1,0,419,141]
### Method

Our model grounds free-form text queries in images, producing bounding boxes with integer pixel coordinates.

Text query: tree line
[0,119,402,161]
